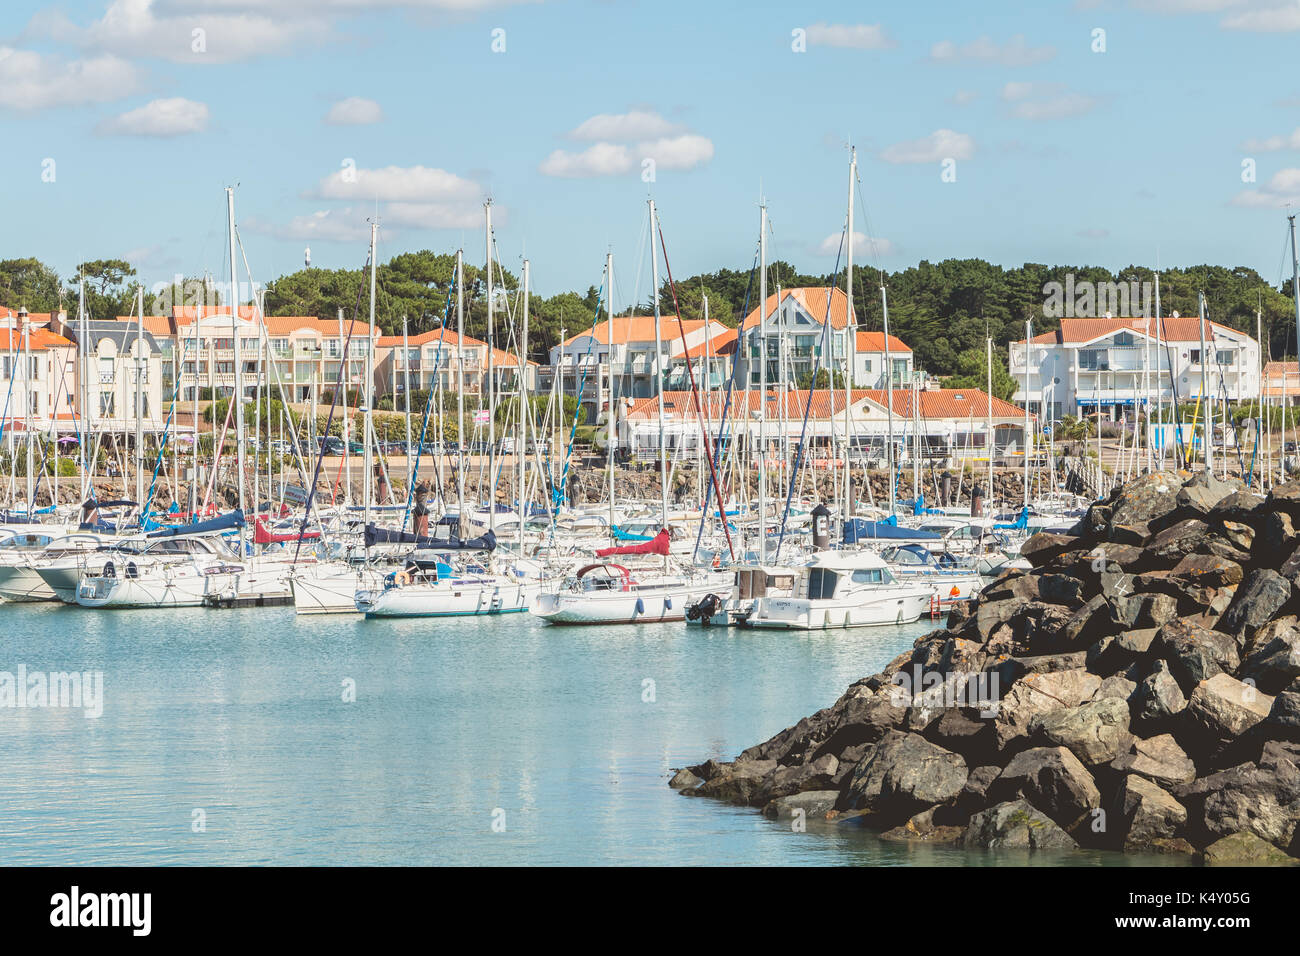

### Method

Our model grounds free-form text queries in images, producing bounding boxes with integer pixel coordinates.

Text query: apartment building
[1010,315,1261,421]
[374,327,534,400]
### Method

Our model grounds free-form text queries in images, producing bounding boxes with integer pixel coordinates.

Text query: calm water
[0,603,1186,866]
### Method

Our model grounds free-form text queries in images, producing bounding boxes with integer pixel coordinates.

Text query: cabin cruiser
[741,550,934,630]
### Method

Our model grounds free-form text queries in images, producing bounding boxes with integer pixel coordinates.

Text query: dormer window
[1113,332,1134,347]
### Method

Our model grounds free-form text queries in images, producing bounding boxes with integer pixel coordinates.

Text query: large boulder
[988,745,1102,832]
[1202,831,1298,866]
[1150,619,1241,695]
[1218,568,1293,641]
[1110,734,1197,788]
[761,790,840,821]
[1185,673,1274,750]
[1020,533,1079,568]
[1145,518,1210,563]
[690,758,779,805]
[758,753,840,801]
[1029,696,1132,765]
[961,800,1078,851]
[993,669,1104,752]
[1240,624,1300,695]
[1176,471,1244,517]
[1130,660,1188,734]
[841,731,968,819]
[1107,471,1184,529]
[1114,775,1188,850]
[1174,742,1300,850]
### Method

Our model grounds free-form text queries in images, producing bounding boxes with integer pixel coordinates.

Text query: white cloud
[31,0,329,65]
[999,82,1097,120]
[245,208,374,242]
[96,97,209,136]
[1242,127,1300,151]
[325,96,384,125]
[568,110,681,141]
[1231,167,1300,207]
[0,47,140,110]
[538,142,633,178]
[1223,3,1300,31]
[929,34,1055,66]
[311,164,481,200]
[880,129,974,164]
[1132,0,1245,11]
[819,231,894,256]
[636,133,714,170]
[950,89,979,106]
[805,22,894,50]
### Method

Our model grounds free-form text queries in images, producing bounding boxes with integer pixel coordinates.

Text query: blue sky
[3,0,1300,308]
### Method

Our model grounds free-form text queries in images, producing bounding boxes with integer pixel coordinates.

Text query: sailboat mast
[882,282,895,514]
[843,146,856,528]
[518,258,530,553]
[364,220,377,533]
[485,201,496,534]
[135,285,145,509]
[986,336,994,515]
[1024,318,1031,509]
[605,252,616,535]
[648,199,670,542]
[226,187,248,549]
[757,201,768,562]
[456,250,466,537]
[1199,291,1212,474]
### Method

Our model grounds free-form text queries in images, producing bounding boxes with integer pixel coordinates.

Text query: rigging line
[291,248,371,567]
[554,278,607,508]
[690,243,759,562]
[655,213,735,561]
[402,285,457,534]
[775,228,846,560]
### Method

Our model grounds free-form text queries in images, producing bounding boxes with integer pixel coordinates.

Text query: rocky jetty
[673,469,1300,864]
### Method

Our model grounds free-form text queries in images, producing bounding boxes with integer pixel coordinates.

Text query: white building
[1010,315,1261,422]
[733,288,914,389]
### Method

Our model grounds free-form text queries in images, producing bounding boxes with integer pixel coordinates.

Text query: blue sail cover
[364,524,497,552]
[146,509,245,538]
[843,518,943,544]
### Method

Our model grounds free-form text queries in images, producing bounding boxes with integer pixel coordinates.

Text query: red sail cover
[254,518,321,544]
[595,529,670,558]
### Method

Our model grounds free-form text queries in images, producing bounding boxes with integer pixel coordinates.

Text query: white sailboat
[742,550,934,629]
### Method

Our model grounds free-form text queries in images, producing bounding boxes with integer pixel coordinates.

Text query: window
[864,359,873,373]
[1217,350,1236,366]
[1190,349,1201,365]
[212,338,233,350]
[850,568,884,584]
[1079,349,1109,371]
[1113,332,1134,347]
[324,339,341,358]
[99,392,115,416]
[807,568,839,600]
[270,338,290,355]
[98,358,114,383]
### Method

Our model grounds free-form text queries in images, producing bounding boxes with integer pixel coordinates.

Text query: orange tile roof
[0,328,71,350]
[740,287,855,330]
[855,331,911,353]
[861,388,1027,421]
[1018,316,1248,346]
[561,315,711,347]
[625,387,1026,422]
[680,327,740,359]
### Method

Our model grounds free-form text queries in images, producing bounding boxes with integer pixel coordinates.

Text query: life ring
[394,570,412,586]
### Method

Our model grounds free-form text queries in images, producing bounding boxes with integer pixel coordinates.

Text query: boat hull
[743,587,933,630]
[531,581,719,625]
[357,579,535,617]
